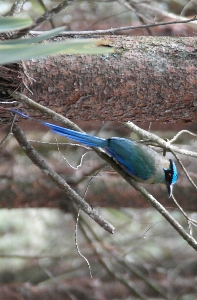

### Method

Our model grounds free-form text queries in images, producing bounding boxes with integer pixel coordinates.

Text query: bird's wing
[106,138,155,180]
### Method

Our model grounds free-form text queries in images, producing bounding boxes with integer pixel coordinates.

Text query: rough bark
[1,36,197,122]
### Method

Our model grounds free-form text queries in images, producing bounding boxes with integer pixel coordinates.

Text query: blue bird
[10,109,178,197]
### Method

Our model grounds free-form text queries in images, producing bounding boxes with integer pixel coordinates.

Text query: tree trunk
[1,36,197,122]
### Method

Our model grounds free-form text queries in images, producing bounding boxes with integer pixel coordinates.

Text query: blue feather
[42,122,108,148]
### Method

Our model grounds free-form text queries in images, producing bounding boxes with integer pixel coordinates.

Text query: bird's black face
[163,159,178,197]
[164,169,173,197]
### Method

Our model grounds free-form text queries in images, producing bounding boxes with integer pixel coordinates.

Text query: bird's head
[163,159,178,197]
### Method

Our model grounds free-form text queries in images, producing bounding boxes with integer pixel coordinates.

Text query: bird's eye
[164,169,173,184]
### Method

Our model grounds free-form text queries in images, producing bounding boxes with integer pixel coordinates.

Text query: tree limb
[11,123,116,234]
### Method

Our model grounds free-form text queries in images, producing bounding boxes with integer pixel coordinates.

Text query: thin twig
[170,130,197,144]
[171,194,197,236]
[171,150,197,191]
[181,0,196,16]
[55,137,91,171]
[75,207,93,278]
[117,0,153,35]
[0,113,17,147]
[30,15,197,36]
[37,0,56,29]
[125,121,197,158]
[73,162,108,278]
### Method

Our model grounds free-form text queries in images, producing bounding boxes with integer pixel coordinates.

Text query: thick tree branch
[2,35,196,123]
[39,13,197,35]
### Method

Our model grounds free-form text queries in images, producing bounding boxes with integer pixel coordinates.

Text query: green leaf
[0,17,33,33]
[0,27,66,45]
[0,40,114,64]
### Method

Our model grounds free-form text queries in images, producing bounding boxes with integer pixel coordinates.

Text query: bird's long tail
[9,109,108,148]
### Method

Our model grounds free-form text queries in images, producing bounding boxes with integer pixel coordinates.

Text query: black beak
[166,183,172,198]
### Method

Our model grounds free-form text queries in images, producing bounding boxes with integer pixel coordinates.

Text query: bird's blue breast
[105,138,155,180]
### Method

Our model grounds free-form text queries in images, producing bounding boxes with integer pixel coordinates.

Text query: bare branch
[12,0,75,38]
[6,0,26,16]
[11,123,116,234]
[170,130,197,144]
[30,15,197,35]
[126,121,197,158]
[0,113,17,147]
[171,194,197,236]
[117,0,153,35]
[171,150,197,191]
[181,0,196,16]
[36,0,56,29]
[75,208,93,278]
